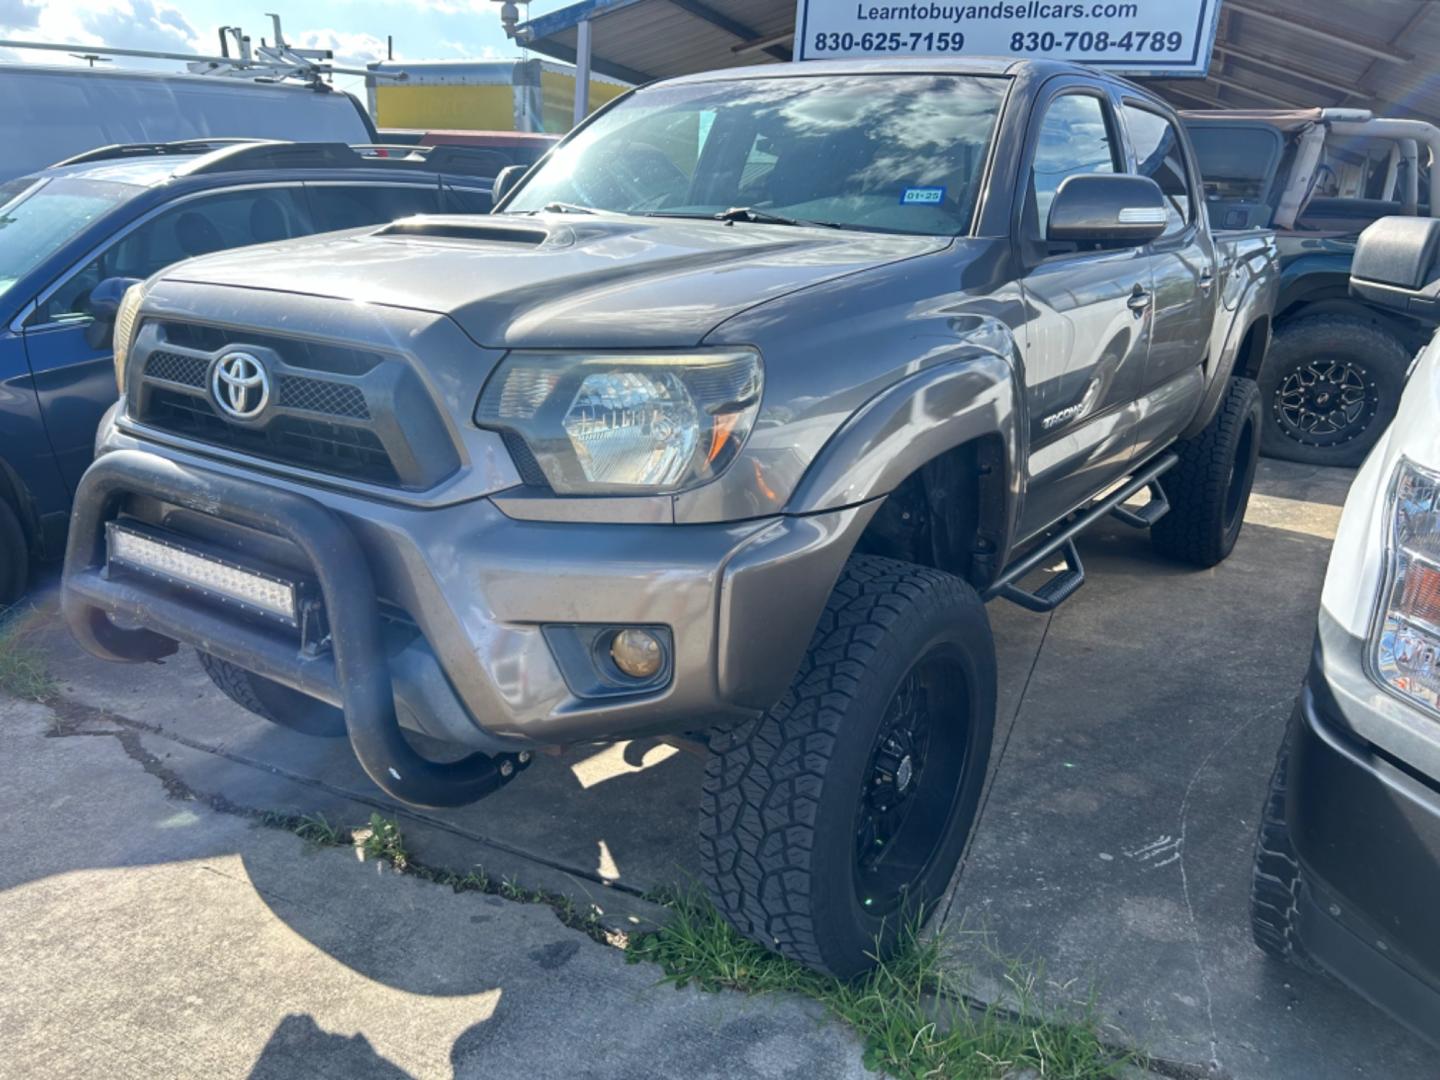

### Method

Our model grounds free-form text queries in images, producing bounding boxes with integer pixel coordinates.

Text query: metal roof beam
[1224,2,1412,63]
[520,37,656,86]
[1212,43,1368,101]
[732,29,796,56]
[1200,71,1306,108]
[1159,83,1225,109]
[665,0,793,61]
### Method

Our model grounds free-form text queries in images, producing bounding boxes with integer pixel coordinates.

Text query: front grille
[159,322,383,376]
[131,321,461,491]
[276,375,370,419]
[144,351,209,388]
[146,388,399,485]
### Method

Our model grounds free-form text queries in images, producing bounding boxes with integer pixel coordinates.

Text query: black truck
[60,58,1277,976]
[1183,108,1440,466]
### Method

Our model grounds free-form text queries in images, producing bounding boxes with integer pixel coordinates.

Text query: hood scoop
[376,216,558,248]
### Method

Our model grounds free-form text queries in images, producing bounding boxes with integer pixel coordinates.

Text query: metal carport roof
[510,0,1440,126]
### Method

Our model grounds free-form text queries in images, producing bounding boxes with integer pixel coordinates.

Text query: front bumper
[62,434,875,755]
[1288,650,1440,1044]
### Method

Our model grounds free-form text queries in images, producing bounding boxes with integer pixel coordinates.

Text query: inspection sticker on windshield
[900,186,945,206]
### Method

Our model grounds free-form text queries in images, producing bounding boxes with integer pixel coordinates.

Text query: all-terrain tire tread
[0,496,28,606]
[197,649,290,725]
[698,554,985,975]
[1249,721,1323,974]
[1259,314,1411,467]
[1151,377,1260,568]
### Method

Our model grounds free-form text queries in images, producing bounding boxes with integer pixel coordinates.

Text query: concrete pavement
[3,460,1435,1078]
[0,697,867,1080]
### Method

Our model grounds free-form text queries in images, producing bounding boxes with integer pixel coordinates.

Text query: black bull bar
[62,449,517,809]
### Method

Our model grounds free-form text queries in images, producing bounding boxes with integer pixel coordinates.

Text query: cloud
[0,0,41,31]
[290,27,391,69]
[441,39,502,59]
[0,0,204,67]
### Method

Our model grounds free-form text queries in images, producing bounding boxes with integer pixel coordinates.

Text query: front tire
[1257,315,1410,467]
[197,651,347,737]
[1152,377,1262,569]
[699,555,996,978]
[1250,713,1322,974]
[0,497,28,606]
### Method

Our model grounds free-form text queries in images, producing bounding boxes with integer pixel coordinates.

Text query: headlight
[475,350,762,494]
[112,283,145,393]
[1371,458,1440,717]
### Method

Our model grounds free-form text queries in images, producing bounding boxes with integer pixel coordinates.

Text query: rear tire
[0,497,28,606]
[197,650,347,737]
[1250,713,1323,974]
[1151,377,1262,569]
[699,555,996,979]
[1257,315,1410,467]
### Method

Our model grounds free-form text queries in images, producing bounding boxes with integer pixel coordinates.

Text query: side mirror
[1047,174,1168,247]
[1350,215,1440,319]
[84,276,142,349]
[87,276,142,320]
[491,165,527,209]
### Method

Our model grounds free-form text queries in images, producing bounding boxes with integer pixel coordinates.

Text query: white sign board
[794,0,1222,78]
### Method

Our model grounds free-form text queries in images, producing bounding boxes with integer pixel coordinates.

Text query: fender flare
[786,348,1022,556]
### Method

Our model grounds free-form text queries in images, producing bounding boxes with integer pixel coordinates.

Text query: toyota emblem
[212,352,270,420]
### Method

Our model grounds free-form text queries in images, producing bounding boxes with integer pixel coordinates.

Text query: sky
[0,0,574,102]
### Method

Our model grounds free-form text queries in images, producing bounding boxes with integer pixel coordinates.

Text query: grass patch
[0,605,57,702]
[627,890,1135,1080]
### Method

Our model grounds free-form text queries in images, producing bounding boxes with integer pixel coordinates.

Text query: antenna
[0,16,407,89]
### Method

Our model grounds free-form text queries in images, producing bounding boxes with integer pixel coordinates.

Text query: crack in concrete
[46,694,652,900]
[37,693,652,946]
[1172,702,1284,1080]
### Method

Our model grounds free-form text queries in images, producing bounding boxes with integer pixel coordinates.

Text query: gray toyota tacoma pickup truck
[61,58,1277,977]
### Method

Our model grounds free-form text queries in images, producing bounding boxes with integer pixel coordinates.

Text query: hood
[160,213,949,348]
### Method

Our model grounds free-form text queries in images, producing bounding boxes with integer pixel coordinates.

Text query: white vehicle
[0,65,376,183]
[1249,214,1440,1043]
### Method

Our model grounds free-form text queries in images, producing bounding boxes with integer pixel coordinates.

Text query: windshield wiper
[714,206,843,229]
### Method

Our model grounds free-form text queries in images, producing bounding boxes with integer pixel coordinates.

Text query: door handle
[1198,268,1216,291]
[1127,286,1152,314]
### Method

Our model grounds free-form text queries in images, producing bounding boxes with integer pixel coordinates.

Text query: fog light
[610,628,663,680]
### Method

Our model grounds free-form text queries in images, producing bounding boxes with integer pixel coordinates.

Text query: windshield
[504,74,1007,236]
[0,177,134,301]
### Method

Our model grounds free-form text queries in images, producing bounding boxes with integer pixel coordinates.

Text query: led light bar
[107,524,298,625]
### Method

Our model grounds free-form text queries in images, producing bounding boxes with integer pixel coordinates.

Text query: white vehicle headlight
[476,350,762,495]
[1371,458,1440,717]
[112,282,145,393]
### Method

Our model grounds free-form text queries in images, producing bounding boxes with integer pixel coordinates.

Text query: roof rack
[0,15,406,91]
[52,138,276,169]
[172,141,509,180]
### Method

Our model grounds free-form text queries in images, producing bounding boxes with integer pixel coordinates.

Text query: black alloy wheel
[854,647,972,916]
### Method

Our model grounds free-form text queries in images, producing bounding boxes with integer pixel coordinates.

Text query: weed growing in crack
[626,889,1136,1080]
[0,605,57,702]
[260,811,347,849]
[358,812,409,869]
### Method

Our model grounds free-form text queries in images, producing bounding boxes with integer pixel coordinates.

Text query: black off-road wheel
[1151,377,1262,569]
[1258,315,1410,467]
[197,650,347,737]
[699,555,996,979]
[1250,714,1323,974]
[0,497,28,606]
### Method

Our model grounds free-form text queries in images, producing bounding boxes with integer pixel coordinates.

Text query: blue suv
[0,139,500,601]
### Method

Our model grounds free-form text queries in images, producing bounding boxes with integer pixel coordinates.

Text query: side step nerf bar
[62,449,523,809]
[984,451,1178,613]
